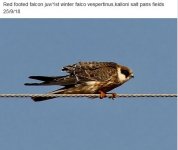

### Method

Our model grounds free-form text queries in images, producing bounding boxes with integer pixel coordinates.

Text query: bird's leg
[98,90,107,99]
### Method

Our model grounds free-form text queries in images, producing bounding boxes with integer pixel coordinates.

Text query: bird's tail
[31,88,66,102]
[31,96,53,102]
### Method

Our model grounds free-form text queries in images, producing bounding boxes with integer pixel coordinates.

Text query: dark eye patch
[121,69,129,78]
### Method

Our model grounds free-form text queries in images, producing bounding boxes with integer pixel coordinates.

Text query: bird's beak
[131,73,134,78]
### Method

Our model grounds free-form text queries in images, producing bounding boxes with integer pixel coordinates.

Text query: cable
[0,93,176,99]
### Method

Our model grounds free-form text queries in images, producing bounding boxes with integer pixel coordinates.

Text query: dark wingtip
[24,83,41,86]
[28,76,37,79]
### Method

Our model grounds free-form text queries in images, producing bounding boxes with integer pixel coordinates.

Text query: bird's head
[117,65,134,83]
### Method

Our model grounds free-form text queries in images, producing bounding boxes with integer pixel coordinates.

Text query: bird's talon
[108,93,117,100]
[111,93,117,100]
[99,90,107,99]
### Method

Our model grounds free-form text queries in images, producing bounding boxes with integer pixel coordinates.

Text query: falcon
[25,61,134,101]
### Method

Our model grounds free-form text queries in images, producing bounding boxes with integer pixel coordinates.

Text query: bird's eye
[121,69,129,78]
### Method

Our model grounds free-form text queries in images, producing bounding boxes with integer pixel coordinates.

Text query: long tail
[32,96,53,102]
[32,87,67,102]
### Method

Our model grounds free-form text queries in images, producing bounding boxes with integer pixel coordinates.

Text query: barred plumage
[25,61,134,101]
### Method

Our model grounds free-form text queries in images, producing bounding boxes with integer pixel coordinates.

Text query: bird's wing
[25,62,119,87]
[62,62,118,82]
[62,62,118,72]
[25,75,78,86]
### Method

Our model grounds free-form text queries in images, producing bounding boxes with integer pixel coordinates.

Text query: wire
[0,93,176,99]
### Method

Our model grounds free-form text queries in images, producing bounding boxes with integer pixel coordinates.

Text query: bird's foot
[109,93,117,100]
[99,90,107,99]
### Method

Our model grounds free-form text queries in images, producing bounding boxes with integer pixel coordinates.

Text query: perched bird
[25,61,134,101]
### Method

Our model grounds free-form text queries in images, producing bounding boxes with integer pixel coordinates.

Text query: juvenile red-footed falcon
[25,61,134,101]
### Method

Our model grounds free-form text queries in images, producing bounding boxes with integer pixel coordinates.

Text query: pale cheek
[118,73,126,82]
[117,69,126,82]
[120,75,126,81]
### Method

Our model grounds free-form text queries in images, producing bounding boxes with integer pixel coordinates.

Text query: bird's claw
[99,90,107,99]
[110,93,117,100]
[99,91,117,100]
